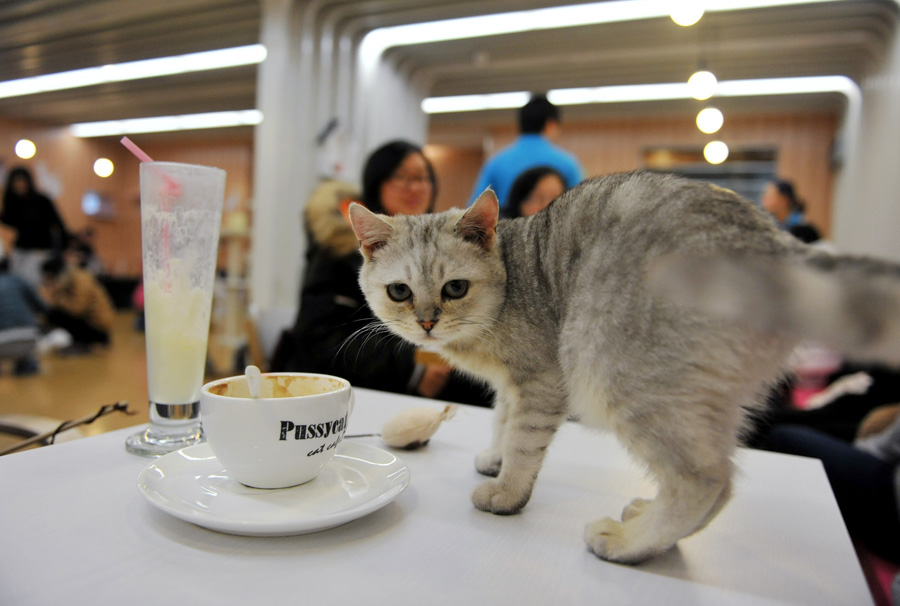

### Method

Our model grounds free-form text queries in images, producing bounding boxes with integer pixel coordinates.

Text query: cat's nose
[419,319,438,333]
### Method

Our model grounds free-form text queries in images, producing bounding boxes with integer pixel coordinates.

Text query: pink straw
[120,136,154,163]
[121,136,177,292]
[120,136,181,197]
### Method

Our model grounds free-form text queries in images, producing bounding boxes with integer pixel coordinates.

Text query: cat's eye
[386,283,412,302]
[442,280,469,300]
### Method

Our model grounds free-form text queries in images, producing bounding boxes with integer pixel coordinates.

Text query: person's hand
[416,363,452,398]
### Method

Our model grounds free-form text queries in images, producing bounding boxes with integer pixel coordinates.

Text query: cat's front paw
[472,479,529,515]
[584,518,651,565]
[474,449,502,477]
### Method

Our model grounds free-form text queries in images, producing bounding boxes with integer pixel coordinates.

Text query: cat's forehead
[384,210,465,251]
[391,209,465,236]
[369,209,478,279]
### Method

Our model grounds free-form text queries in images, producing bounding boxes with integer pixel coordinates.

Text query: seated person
[761,178,821,243]
[273,141,492,407]
[40,256,114,353]
[0,251,46,375]
[769,412,900,566]
[504,166,567,218]
[747,362,900,448]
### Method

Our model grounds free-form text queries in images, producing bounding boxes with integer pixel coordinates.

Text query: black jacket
[0,192,68,251]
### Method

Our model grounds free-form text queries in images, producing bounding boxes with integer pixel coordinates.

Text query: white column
[353,34,430,172]
[832,26,900,261]
[251,4,431,314]
[251,0,316,313]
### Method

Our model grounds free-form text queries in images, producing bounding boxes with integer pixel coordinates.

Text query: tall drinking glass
[126,162,226,457]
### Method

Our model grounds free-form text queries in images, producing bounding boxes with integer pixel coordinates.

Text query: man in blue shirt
[469,94,583,211]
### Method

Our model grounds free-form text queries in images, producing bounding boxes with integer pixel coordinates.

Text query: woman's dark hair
[506,166,566,218]
[3,166,36,202]
[360,140,437,214]
[772,178,804,213]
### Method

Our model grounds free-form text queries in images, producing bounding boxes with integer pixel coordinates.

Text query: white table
[0,388,873,605]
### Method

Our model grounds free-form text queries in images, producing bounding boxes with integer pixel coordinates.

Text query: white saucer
[137,441,410,536]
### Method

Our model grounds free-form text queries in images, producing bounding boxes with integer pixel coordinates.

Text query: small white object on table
[0,388,873,605]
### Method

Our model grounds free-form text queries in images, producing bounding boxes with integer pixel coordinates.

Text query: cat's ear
[349,202,393,258]
[457,189,499,251]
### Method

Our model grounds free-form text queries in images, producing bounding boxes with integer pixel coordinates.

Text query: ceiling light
[423,76,859,113]
[704,140,729,164]
[716,75,858,96]
[70,110,263,137]
[670,4,705,26]
[15,139,36,159]
[421,92,531,113]
[547,83,689,105]
[0,45,266,100]
[696,107,724,134]
[93,158,114,178]
[688,71,718,100]
[364,0,843,54]
[365,1,670,55]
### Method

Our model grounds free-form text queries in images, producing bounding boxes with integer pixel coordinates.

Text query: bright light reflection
[364,0,845,54]
[422,76,859,113]
[93,158,114,178]
[15,139,36,159]
[704,140,729,164]
[671,4,705,26]
[688,70,718,100]
[421,92,531,113]
[0,45,266,99]
[70,110,263,137]
[696,107,724,134]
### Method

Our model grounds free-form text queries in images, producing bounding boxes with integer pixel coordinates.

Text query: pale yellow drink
[126,161,226,457]
[144,274,211,405]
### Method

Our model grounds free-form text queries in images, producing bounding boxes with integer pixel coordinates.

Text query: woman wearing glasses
[275,140,491,407]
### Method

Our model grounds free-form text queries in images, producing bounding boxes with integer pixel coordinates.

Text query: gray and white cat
[348,170,900,564]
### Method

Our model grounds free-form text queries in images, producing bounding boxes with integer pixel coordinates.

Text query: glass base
[125,424,204,458]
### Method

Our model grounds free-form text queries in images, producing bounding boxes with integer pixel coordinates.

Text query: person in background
[65,227,104,275]
[40,256,114,354]
[274,140,492,407]
[0,166,69,289]
[761,178,821,243]
[468,94,583,213]
[504,166,567,219]
[0,244,46,375]
[768,412,900,567]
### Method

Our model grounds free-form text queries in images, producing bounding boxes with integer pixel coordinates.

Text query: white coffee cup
[200,372,354,489]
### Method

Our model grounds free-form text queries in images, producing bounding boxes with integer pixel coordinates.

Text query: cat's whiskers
[334,320,393,365]
[446,314,497,342]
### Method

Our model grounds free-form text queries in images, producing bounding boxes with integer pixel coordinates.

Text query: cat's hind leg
[472,376,566,514]
[584,396,740,564]
[586,468,733,564]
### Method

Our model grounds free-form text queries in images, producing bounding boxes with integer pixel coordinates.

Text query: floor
[0,310,242,455]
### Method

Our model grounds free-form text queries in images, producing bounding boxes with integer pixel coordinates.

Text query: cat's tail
[647,250,900,365]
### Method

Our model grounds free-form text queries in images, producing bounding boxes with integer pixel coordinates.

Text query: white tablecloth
[0,388,873,605]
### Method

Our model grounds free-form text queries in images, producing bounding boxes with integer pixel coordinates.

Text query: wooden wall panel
[0,118,253,276]
[429,112,838,236]
[1,110,836,280]
[424,144,485,211]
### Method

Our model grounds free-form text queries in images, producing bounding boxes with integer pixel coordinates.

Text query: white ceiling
[1,0,897,134]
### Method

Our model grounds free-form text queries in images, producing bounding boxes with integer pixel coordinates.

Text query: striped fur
[349,170,900,564]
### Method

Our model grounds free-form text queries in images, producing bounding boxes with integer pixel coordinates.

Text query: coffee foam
[209,375,344,399]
